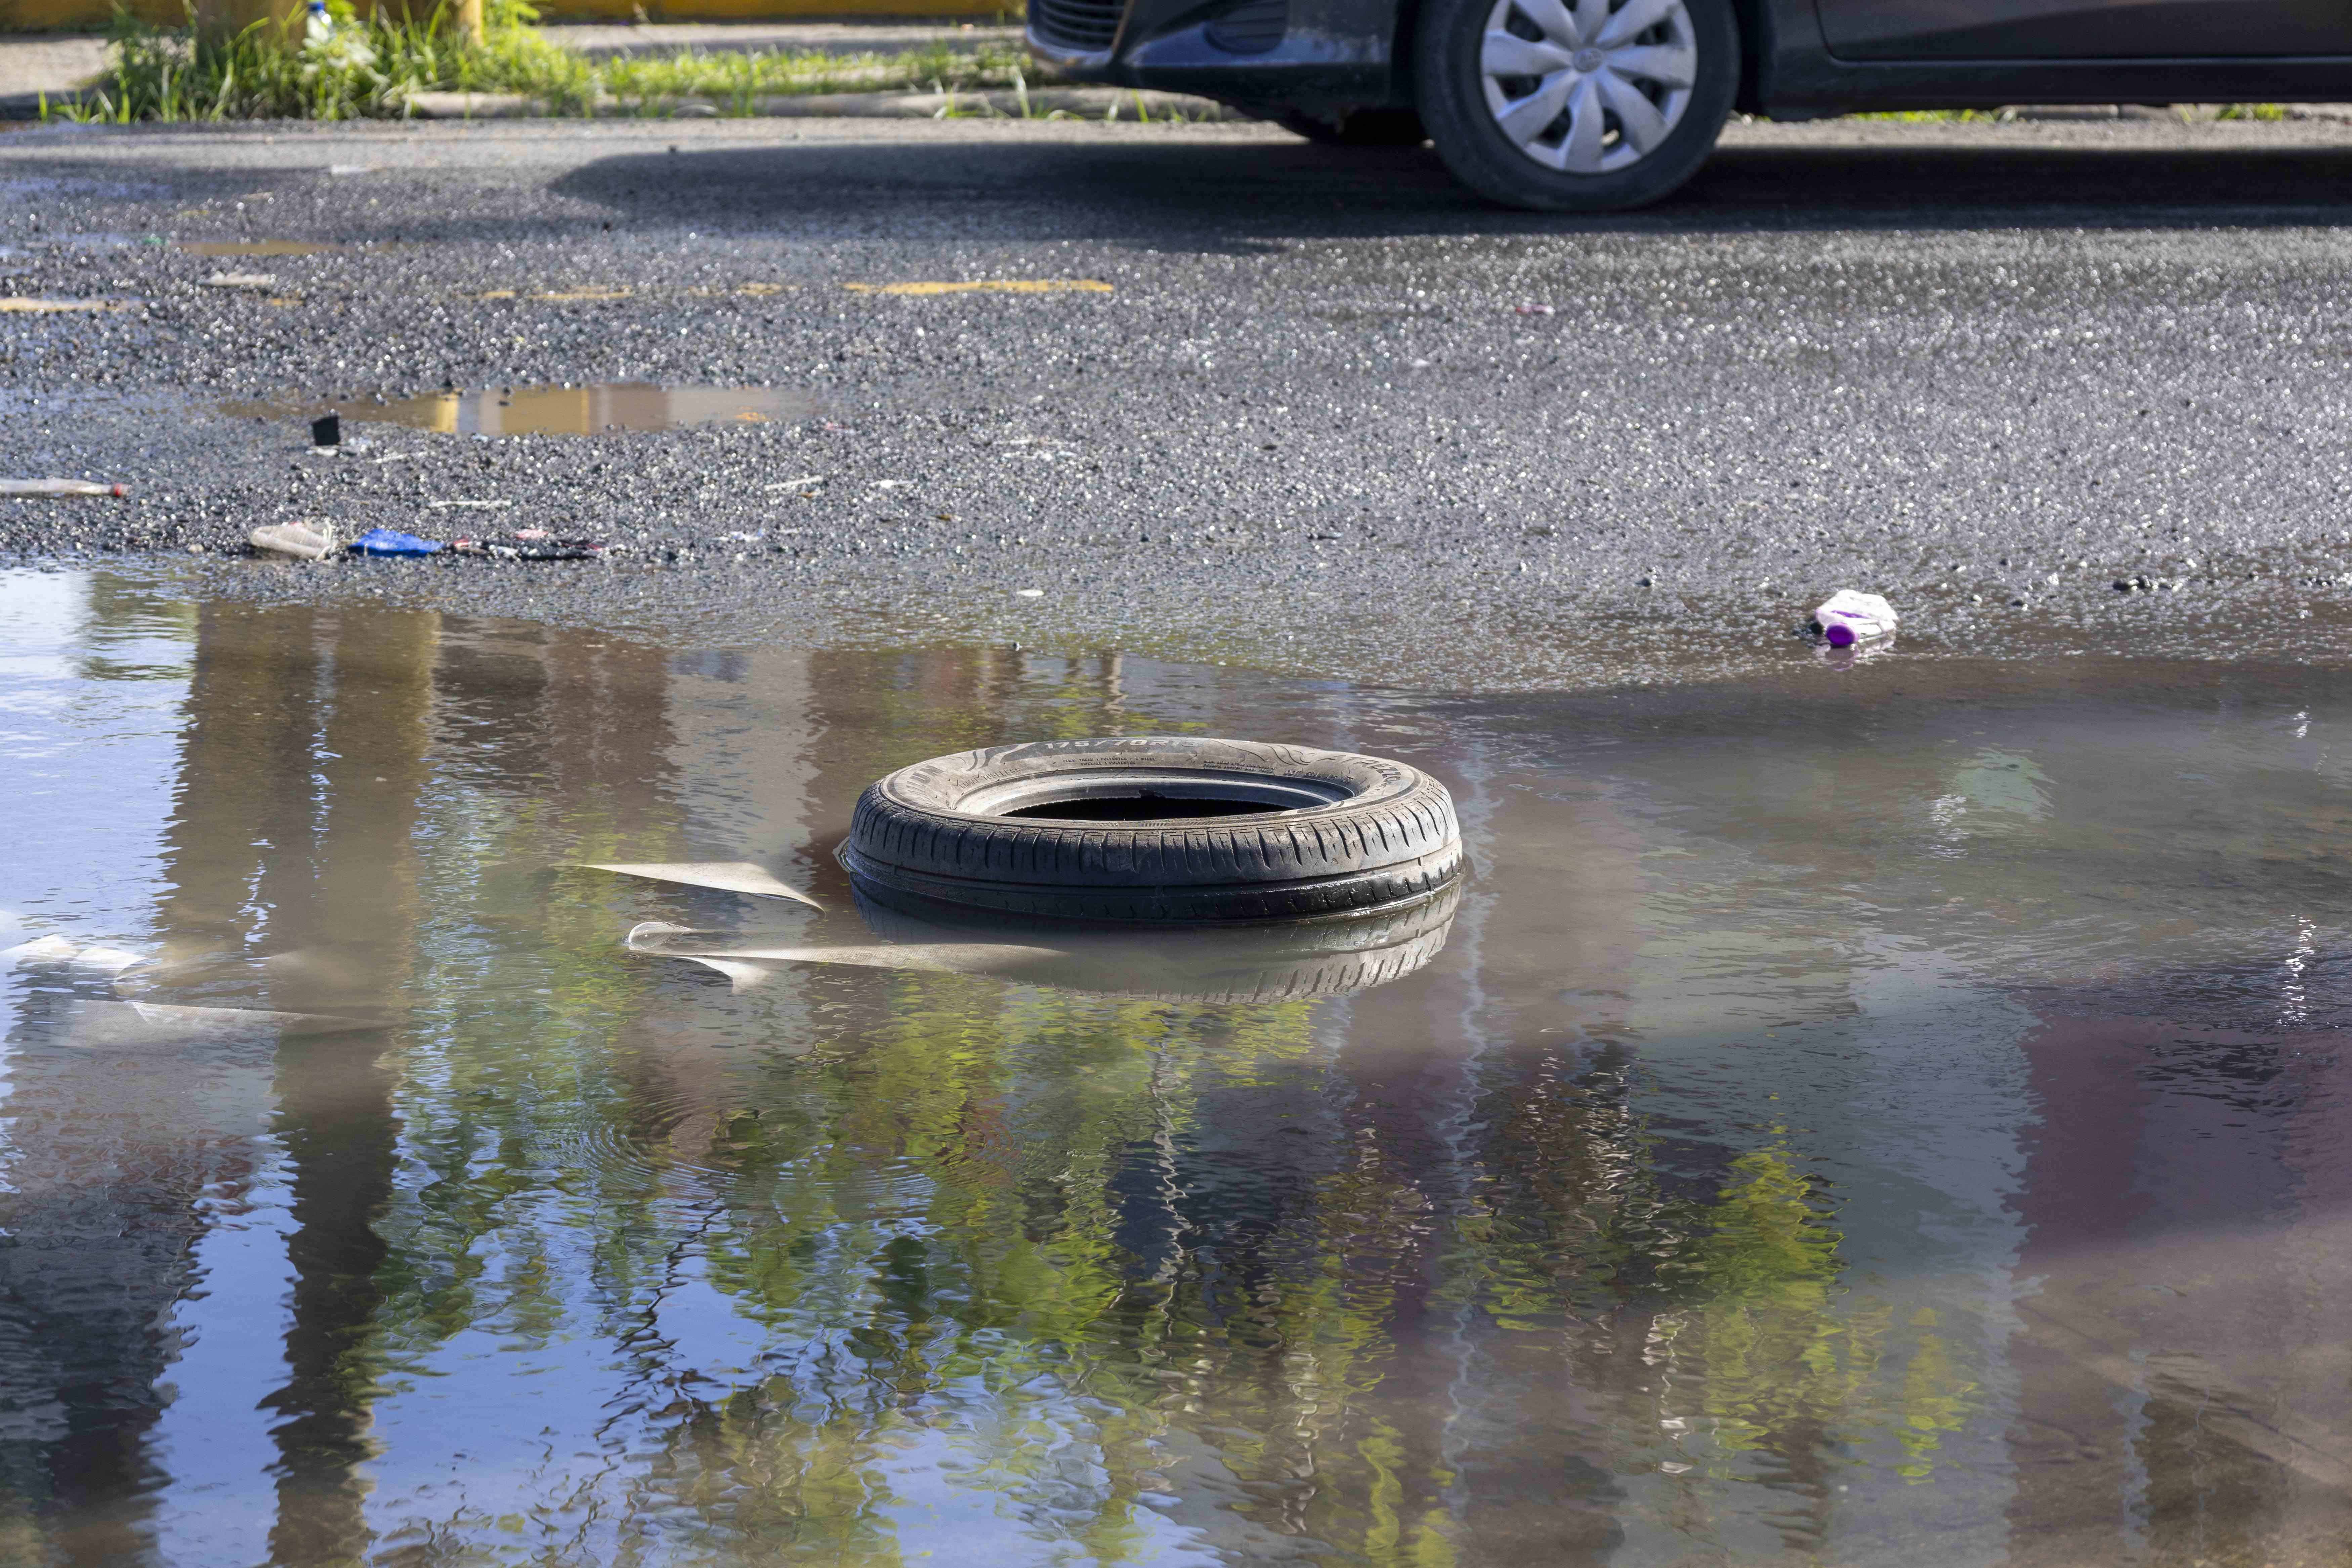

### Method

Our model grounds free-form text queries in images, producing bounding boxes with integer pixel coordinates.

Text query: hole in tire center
[955,766,1355,819]
[1001,792,1284,822]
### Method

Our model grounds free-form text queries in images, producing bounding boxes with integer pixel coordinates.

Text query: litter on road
[349,527,443,556]
[312,413,341,448]
[1810,589,1900,647]
[202,272,279,291]
[249,520,338,560]
[451,534,609,560]
[2,479,128,499]
[0,298,133,314]
[843,279,1112,295]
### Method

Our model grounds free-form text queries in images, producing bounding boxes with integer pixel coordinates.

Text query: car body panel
[1029,0,2352,120]
[1816,0,2352,61]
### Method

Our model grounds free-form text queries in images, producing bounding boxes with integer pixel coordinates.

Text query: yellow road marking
[466,284,793,302]
[843,279,1112,296]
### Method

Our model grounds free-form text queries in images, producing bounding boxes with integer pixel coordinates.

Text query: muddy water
[4,567,2351,1567]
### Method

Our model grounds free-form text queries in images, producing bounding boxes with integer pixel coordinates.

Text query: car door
[1815,0,2352,60]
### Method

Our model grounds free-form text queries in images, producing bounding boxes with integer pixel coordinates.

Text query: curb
[402,85,1237,120]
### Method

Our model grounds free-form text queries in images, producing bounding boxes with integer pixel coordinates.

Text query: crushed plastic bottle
[1811,590,1898,648]
[250,520,337,560]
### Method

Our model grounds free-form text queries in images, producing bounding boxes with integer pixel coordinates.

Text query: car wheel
[1414,0,1737,211]
[1274,107,1430,146]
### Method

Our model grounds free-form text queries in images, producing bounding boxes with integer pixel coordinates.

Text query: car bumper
[1026,0,1403,109]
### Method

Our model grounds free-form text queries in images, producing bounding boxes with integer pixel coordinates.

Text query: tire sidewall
[840,737,1465,921]
[1415,0,1738,211]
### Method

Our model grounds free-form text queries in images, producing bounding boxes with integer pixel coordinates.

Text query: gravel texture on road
[5,114,2352,690]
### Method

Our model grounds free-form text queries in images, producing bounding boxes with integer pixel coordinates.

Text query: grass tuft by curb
[42,2,1045,122]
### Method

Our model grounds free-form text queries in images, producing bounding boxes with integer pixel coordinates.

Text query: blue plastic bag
[349,527,442,557]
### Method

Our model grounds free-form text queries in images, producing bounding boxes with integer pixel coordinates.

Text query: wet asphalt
[5,113,2352,690]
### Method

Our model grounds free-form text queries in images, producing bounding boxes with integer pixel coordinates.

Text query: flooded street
[4,563,2351,1566]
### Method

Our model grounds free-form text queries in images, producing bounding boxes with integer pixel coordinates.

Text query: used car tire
[838,736,1462,923]
[1415,0,1738,211]
[1274,107,1430,146]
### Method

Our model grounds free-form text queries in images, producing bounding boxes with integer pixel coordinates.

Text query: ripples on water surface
[3,566,2350,1567]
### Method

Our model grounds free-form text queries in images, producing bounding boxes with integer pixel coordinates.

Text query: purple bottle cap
[1824,621,1856,648]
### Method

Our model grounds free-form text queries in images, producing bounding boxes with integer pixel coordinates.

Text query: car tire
[1414,0,1738,211]
[1274,107,1430,146]
[837,736,1463,923]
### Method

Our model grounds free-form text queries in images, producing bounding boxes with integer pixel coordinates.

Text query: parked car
[1027,0,2352,209]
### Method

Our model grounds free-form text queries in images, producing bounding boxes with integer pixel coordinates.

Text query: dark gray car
[1028,0,2352,208]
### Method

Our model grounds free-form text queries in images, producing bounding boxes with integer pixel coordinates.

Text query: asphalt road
[5,113,2352,689]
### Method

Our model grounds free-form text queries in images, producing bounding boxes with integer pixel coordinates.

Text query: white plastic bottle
[305,0,333,44]
[1812,590,1898,648]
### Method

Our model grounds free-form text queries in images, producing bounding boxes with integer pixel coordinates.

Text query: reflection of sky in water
[0,571,191,942]
[3,566,2351,1567]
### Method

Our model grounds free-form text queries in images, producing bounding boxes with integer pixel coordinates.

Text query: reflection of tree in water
[352,932,1987,1565]
[1464,1045,1986,1567]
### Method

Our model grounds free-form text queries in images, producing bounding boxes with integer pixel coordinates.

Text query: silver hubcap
[1479,0,1697,175]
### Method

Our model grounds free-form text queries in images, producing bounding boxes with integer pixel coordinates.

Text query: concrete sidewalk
[0,34,108,116]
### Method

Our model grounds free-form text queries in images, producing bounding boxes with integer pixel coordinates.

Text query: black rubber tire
[853,881,1462,1003]
[1274,107,1430,147]
[838,736,1463,923]
[1414,0,1738,211]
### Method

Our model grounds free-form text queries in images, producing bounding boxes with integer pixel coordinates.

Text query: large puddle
[4,567,2351,1566]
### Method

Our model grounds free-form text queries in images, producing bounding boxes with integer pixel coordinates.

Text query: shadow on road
[546,134,2352,247]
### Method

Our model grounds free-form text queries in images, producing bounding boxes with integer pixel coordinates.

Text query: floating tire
[838,736,1463,923]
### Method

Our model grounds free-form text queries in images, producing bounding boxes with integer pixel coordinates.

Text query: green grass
[1854,104,2289,123]
[42,3,1041,122]
[499,35,1040,116]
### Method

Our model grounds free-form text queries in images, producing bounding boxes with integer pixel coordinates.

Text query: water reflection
[2,570,2351,1565]
[616,886,1459,1002]
[220,383,817,437]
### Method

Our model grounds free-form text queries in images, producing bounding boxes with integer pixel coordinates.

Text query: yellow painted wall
[8,0,1011,31]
